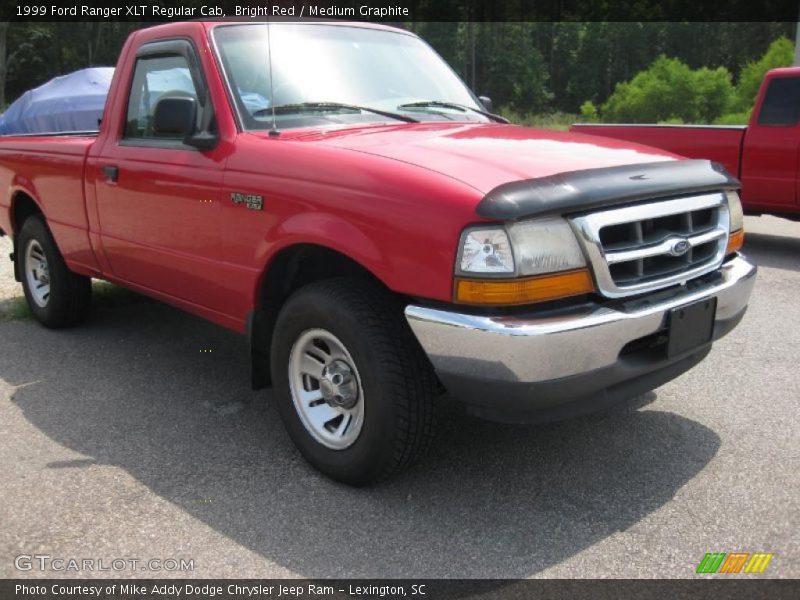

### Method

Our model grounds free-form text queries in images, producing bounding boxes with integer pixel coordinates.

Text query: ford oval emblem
[668,238,691,257]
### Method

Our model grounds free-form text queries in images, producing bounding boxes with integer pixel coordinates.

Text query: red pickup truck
[0,21,756,484]
[572,67,800,221]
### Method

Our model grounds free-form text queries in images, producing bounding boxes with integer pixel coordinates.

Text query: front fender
[261,210,389,274]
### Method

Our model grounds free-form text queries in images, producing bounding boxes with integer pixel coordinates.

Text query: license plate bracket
[667,297,717,358]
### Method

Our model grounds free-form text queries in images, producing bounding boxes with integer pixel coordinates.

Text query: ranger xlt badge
[230,192,263,211]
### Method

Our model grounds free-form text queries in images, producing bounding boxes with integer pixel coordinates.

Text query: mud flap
[11,236,21,282]
[248,309,272,390]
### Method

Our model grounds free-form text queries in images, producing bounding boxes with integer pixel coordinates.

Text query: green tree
[579,100,599,122]
[733,37,794,111]
[600,55,734,123]
[2,22,140,108]
[0,23,52,108]
[692,66,736,122]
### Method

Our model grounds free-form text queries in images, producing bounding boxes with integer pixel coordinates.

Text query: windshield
[212,23,489,130]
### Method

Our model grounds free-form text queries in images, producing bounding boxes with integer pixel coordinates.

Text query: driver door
[93,40,230,312]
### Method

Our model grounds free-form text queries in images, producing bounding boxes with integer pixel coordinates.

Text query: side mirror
[478,96,493,112]
[153,96,196,137]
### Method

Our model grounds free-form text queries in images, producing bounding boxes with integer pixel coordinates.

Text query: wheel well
[249,244,384,389]
[10,192,43,281]
[12,192,42,233]
[259,244,377,313]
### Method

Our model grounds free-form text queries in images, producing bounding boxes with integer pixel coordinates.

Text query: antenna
[266,18,279,136]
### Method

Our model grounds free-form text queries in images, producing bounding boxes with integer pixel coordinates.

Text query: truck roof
[766,66,800,77]
[140,19,415,38]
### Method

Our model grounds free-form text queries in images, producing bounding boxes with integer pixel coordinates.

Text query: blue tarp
[0,67,114,135]
[0,66,204,135]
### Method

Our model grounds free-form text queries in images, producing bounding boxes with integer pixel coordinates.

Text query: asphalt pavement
[0,215,798,579]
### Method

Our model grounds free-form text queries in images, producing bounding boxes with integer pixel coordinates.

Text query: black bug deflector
[475,159,740,221]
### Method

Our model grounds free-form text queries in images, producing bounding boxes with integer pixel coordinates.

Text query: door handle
[101,165,119,182]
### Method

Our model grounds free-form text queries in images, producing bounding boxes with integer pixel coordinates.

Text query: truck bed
[0,134,97,272]
[570,124,746,179]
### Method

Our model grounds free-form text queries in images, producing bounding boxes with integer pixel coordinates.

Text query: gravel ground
[0,215,798,579]
[0,237,19,306]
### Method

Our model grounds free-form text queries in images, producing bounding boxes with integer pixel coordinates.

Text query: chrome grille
[570,193,730,298]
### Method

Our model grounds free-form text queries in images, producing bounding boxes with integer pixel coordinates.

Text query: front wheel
[270,278,438,485]
[18,215,91,328]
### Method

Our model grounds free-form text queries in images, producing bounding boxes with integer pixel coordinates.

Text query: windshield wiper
[397,101,509,124]
[253,102,419,123]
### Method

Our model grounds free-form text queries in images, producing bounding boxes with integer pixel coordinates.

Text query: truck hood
[290,122,680,194]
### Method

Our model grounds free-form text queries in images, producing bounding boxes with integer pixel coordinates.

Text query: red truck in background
[0,21,756,485]
[572,67,800,221]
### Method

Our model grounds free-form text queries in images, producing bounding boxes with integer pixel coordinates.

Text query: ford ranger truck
[572,67,800,221]
[0,21,756,485]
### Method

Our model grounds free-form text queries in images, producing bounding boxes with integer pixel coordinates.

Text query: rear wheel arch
[10,191,45,282]
[11,190,44,232]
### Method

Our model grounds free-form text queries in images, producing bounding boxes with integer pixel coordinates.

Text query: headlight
[725,190,745,254]
[455,217,594,305]
[508,217,587,276]
[456,218,587,277]
[725,190,744,232]
[457,226,515,275]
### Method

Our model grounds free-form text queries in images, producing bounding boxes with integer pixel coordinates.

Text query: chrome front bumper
[405,255,756,422]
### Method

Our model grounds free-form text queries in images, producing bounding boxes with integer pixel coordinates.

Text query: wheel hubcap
[288,329,364,450]
[319,360,359,409]
[24,239,50,308]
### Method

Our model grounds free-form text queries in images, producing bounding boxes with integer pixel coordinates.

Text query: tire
[18,215,91,328]
[271,277,438,485]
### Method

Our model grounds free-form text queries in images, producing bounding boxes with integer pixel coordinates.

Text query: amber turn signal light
[455,268,595,305]
[726,229,744,255]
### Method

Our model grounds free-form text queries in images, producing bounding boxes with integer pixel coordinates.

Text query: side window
[124,54,199,140]
[757,77,800,126]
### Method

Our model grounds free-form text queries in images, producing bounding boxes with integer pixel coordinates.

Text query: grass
[0,280,147,322]
[0,296,31,321]
[497,109,581,131]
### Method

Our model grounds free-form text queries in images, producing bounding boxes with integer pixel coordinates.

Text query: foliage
[498,107,578,130]
[599,56,734,123]
[579,101,599,122]
[713,111,752,125]
[415,21,790,121]
[586,34,793,125]
[0,296,30,321]
[733,37,794,111]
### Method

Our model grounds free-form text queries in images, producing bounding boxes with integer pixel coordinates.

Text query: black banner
[2,580,800,600]
[2,0,799,22]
